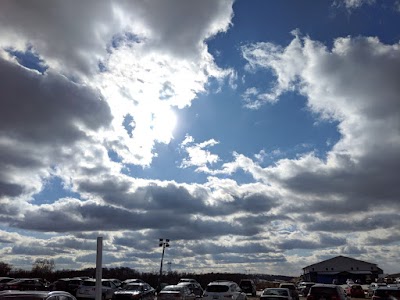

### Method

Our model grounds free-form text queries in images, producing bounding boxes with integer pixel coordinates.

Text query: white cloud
[180,136,220,171]
[237,34,400,215]
[339,0,375,9]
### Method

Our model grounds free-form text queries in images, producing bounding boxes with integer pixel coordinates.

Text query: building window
[326,268,328,270]
[351,267,354,270]
[356,267,359,270]
[331,268,334,270]
[312,268,314,271]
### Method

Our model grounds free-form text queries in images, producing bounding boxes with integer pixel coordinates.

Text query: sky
[0,0,399,277]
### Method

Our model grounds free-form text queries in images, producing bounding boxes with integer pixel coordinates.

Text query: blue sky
[0,0,400,276]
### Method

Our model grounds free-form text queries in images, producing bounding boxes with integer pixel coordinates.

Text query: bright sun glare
[152,105,177,143]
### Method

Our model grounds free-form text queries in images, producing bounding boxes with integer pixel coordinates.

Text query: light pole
[158,238,170,289]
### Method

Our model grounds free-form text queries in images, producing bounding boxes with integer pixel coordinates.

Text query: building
[302,255,383,284]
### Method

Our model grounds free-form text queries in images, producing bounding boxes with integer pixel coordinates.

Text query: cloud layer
[0,1,399,275]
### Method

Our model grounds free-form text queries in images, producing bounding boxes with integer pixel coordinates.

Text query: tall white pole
[96,237,103,300]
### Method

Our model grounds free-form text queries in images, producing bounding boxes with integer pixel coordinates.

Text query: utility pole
[158,238,170,291]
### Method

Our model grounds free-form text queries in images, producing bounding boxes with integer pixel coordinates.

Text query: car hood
[115,291,141,295]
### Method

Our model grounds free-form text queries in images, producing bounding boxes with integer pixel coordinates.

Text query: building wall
[302,256,383,284]
[303,256,378,273]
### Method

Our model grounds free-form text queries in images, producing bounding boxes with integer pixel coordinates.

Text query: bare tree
[0,261,12,275]
[32,258,55,275]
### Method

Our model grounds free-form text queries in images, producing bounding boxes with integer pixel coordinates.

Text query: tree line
[0,260,295,288]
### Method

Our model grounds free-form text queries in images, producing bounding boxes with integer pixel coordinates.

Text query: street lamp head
[159,238,163,242]
[166,239,170,242]
[165,244,169,247]
[159,243,163,247]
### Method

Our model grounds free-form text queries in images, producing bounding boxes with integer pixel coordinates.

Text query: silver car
[0,290,76,300]
[203,281,247,300]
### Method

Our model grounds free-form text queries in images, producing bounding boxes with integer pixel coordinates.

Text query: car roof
[311,284,338,288]
[126,283,146,286]
[208,281,235,285]
[163,285,185,290]
[376,287,400,290]
[0,291,73,296]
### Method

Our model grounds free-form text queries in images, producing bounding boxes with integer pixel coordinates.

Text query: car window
[58,296,74,300]
[126,285,141,291]
[206,285,229,293]
[311,287,337,296]
[264,289,289,296]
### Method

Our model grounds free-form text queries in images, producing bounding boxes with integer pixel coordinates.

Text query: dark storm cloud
[0,181,24,197]
[364,232,400,246]
[0,57,112,143]
[305,213,400,232]
[277,234,346,250]
[46,237,97,251]
[78,178,277,218]
[211,252,287,264]
[11,244,60,256]
[235,213,291,228]
[11,199,261,240]
[188,242,275,256]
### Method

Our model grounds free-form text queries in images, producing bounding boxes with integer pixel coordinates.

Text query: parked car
[202,281,247,300]
[48,279,72,293]
[279,283,299,300]
[121,280,145,288]
[0,279,15,291]
[307,284,348,300]
[2,278,49,291]
[158,285,195,300]
[371,286,400,300]
[112,282,155,300]
[297,282,315,297]
[368,283,387,297]
[0,290,76,300]
[345,284,365,298]
[48,278,83,296]
[68,278,84,296]
[76,279,119,300]
[177,282,203,297]
[260,288,292,300]
[239,279,256,297]
[178,279,199,285]
[109,280,122,288]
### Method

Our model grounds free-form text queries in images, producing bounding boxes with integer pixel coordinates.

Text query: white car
[203,281,247,300]
[260,288,293,300]
[76,279,119,300]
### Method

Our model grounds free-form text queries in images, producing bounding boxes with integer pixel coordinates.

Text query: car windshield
[375,290,400,298]
[82,281,96,286]
[311,287,337,296]
[126,285,142,291]
[264,289,289,296]
[163,287,182,292]
[280,285,295,290]
[206,285,229,293]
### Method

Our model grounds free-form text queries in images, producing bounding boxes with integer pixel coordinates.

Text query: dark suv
[307,284,348,300]
[239,280,256,297]
[372,287,400,300]
[2,279,49,291]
